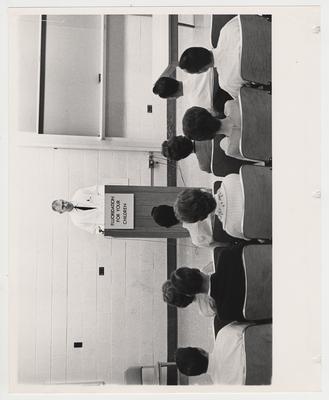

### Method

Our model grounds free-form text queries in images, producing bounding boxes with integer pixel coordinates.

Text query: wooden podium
[104,185,190,238]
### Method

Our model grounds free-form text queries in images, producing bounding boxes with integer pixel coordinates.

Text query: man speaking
[52,185,104,234]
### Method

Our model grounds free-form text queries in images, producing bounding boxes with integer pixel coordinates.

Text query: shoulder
[222,15,240,33]
[223,173,240,186]
[182,221,194,232]
[224,99,238,116]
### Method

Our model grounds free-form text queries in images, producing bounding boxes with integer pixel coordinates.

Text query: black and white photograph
[4,4,322,395]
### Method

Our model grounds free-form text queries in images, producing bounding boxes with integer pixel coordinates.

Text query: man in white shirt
[51,185,104,234]
[178,16,246,99]
[175,321,252,384]
[151,205,221,248]
[161,136,213,173]
[182,104,237,141]
[174,185,247,241]
[152,69,217,114]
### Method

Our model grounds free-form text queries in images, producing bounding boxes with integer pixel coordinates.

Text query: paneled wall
[11,146,168,384]
[105,15,166,141]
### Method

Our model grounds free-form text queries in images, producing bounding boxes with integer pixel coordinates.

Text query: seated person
[182,104,251,163]
[153,69,232,115]
[183,106,238,142]
[182,106,225,141]
[151,205,222,248]
[175,321,253,384]
[162,266,217,318]
[161,135,213,173]
[52,185,104,234]
[178,16,246,99]
[174,182,247,240]
[170,245,246,321]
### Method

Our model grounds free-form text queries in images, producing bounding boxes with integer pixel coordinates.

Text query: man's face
[52,199,74,214]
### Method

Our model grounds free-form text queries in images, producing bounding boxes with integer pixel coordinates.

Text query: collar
[192,140,196,154]
[206,274,211,296]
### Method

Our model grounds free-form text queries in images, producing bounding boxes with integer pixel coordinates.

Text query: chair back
[240,15,272,85]
[240,86,272,162]
[244,323,272,385]
[243,244,272,320]
[212,135,252,177]
[240,165,272,239]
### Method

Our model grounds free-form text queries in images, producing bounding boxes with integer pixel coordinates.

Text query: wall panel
[14,145,167,385]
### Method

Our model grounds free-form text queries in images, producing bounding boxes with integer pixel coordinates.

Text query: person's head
[183,106,222,141]
[174,189,216,223]
[175,347,209,376]
[162,136,194,161]
[162,280,195,308]
[179,47,214,73]
[151,205,180,228]
[51,199,74,214]
[152,77,182,99]
[170,267,205,296]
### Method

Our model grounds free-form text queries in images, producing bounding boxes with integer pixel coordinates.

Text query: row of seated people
[161,84,271,172]
[150,15,272,385]
[162,244,272,385]
[151,166,272,245]
[153,14,271,172]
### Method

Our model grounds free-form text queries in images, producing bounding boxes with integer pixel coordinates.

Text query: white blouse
[214,175,247,240]
[213,16,246,99]
[207,322,251,385]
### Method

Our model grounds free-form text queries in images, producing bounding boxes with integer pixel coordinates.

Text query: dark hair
[152,77,180,98]
[162,136,194,161]
[174,189,216,223]
[170,267,204,296]
[175,347,208,376]
[183,106,222,141]
[162,280,195,308]
[179,47,213,73]
[151,205,179,228]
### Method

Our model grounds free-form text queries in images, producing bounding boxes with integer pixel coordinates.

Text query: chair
[124,366,156,385]
[240,15,272,85]
[124,362,188,385]
[240,165,272,240]
[242,244,272,320]
[211,137,253,178]
[244,323,272,385]
[240,86,272,162]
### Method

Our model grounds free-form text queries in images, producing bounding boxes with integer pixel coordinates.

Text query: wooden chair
[240,165,272,240]
[240,86,272,162]
[240,15,272,85]
[242,244,272,320]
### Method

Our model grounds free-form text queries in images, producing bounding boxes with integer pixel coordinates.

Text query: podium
[104,185,191,238]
